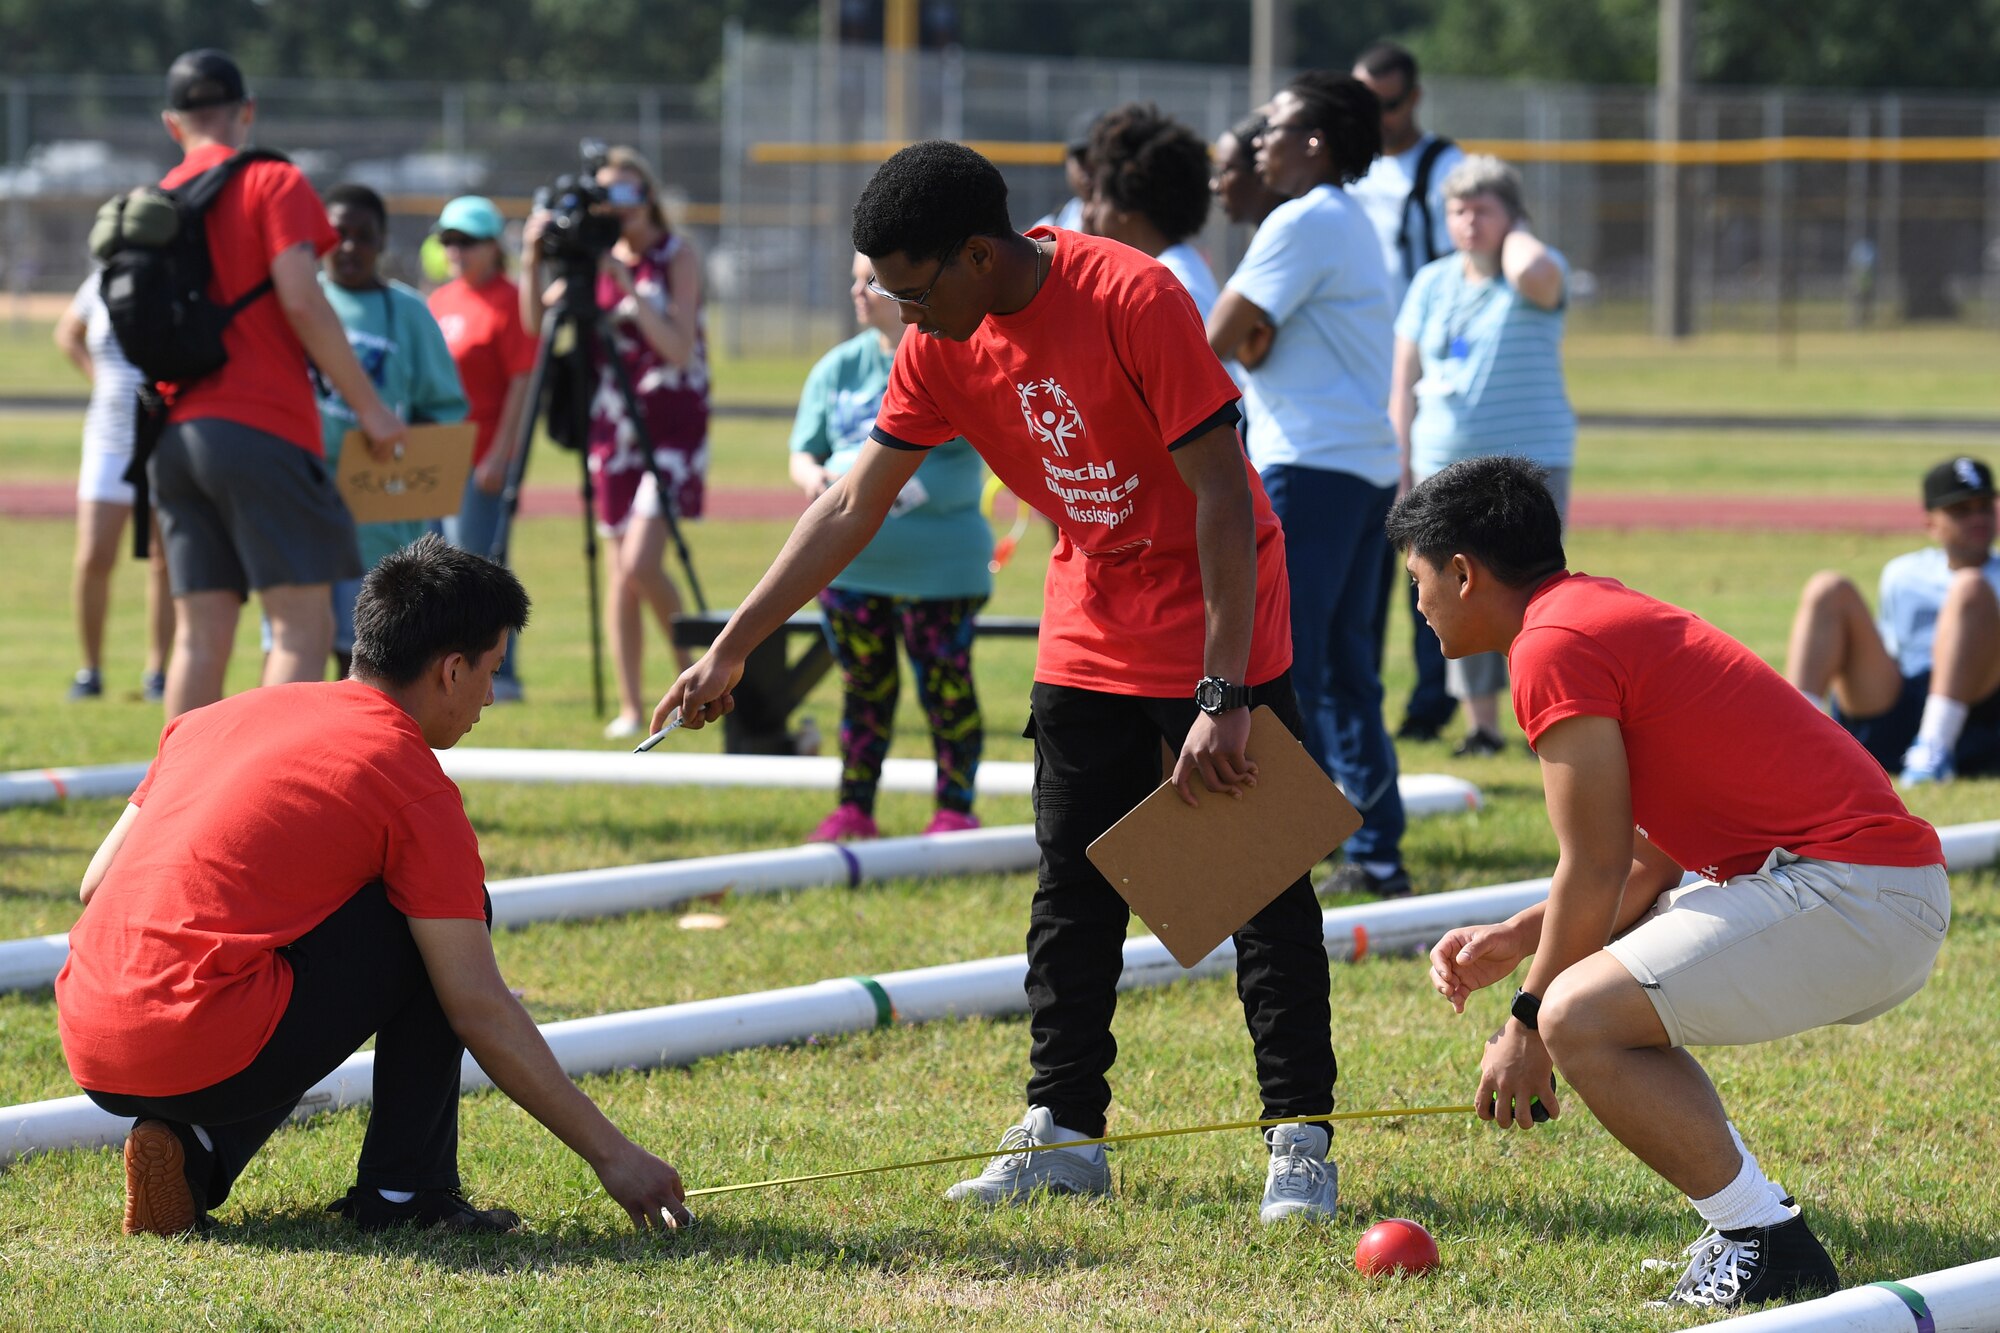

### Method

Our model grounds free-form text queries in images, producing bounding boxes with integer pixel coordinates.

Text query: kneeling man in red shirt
[1390,457,1948,1312]
[57,535,690,1237]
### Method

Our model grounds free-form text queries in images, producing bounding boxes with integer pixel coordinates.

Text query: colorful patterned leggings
[817,587,986,815]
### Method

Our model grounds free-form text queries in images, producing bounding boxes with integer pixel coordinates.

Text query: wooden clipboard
[1086,706,1362,968]
[334,423,476,524]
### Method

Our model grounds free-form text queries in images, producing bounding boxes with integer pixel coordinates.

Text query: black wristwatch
[1510,988,1541,1031]
[1194,676,1252,715]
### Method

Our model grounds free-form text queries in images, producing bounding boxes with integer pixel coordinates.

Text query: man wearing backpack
[150,49,407,720]
[1350,41,1465,744]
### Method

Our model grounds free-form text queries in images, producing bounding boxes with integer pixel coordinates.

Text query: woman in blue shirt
[1391,155,1575,756]
[788,252,994,841]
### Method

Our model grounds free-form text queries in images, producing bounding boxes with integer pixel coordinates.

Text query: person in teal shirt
[310,184,469,674]
[788,251,994,842]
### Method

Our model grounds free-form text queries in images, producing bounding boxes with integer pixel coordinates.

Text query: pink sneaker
[808,803,879,842]
[922,808,981,835]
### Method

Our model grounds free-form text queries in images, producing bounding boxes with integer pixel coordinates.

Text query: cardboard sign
[334,423,476,524]
[1086,706,1363,968]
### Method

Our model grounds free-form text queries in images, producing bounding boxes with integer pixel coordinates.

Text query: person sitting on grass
[1393,457,1948,1311]
[55,535,690,1238]
[656,140,1340,1225]
[1785,455,2000,787]
[789,250,993,842]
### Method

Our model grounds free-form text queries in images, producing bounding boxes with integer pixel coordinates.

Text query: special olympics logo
[1017,377,1085,457]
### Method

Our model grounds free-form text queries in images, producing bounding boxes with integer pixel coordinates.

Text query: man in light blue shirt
[1351,40,1465,739]
[1209,71,1409,897]
[1786,456,2000,786]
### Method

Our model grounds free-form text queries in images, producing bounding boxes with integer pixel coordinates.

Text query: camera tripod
[487,255,706,719]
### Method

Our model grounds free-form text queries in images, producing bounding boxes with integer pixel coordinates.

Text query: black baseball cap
[166,49,249,112]
[1922,456,1995,510]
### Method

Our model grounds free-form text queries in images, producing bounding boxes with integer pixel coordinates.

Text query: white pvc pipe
[0,826,1040,994]
[0,762,151,810]
[0,880,1567,1164]
[0,754,1485,820]
[1689,1257,2000,1332]
[9,822,1996,1165]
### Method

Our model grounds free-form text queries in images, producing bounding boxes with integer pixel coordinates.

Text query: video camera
[531,139,633,266]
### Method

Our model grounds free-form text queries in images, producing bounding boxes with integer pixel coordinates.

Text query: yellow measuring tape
[685,1104,1475,1199]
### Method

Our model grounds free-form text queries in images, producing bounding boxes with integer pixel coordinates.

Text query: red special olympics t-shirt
[56,682,490,1097]
[870,229,1293,697]
[1510,572,1943,882]
[160,144,339,453]
[429,274,539,466]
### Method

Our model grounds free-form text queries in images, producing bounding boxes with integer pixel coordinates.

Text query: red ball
[1354,1218,1440,1277]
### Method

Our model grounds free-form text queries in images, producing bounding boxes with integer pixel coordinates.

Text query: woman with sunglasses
[1206,71,1411,899]
[429,195,538,702]
[523,146,711,739]
[1390,154,1574,757]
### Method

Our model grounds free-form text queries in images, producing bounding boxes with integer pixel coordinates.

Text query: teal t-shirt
[789,330,992,600]
[1397,251,1576,476]
[315,276,470,569]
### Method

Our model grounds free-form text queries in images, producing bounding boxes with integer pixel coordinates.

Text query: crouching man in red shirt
[1390,457,1948,1312]
[56,535,690,1238]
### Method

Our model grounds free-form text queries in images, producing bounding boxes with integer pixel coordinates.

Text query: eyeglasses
[438,232,484,248]
[864,238,966,310]
[1377,88,1414,113]
[1258,119,1313,141]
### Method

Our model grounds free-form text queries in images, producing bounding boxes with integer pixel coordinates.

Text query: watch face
[1195,679,1222,710]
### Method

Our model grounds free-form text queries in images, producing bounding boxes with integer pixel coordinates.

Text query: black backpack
[1397,136,1457,282]
[89,148,288,386]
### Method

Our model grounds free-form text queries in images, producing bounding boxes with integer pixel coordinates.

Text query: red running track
[0,481,1921,534]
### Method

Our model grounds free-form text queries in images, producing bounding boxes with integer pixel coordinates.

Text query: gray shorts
[1606,849,1950,1048]
[1443,465,1571,700]
[150,418,362,599]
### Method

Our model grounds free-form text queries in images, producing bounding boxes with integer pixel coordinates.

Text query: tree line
[5,0,1998,93]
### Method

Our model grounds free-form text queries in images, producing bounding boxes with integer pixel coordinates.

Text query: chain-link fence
[5,41,2000,353]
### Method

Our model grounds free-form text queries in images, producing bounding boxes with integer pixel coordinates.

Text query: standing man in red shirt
[1392,457,1949,1311]
[58,536,690,1238]
[653,141,1339,1223]
[151,50,408,719]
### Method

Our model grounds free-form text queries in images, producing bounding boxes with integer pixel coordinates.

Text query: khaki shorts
[1606,850,1949,1049]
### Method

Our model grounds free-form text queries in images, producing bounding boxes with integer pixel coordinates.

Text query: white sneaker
[1259,1123,1337,1223]
[1898,738,1955,787]
[943,1107,1110,1205]
[603,715,642,740]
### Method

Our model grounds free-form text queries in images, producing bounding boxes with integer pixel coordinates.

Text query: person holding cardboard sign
[297,183,468,678]
[653,142,1340,1225]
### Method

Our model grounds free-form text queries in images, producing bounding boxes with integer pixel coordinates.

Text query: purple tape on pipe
[834,843,862,888]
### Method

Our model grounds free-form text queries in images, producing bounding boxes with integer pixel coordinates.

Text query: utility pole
[1651,0,1694,339]
[885,0,919,142]
[1249,0,1293,107]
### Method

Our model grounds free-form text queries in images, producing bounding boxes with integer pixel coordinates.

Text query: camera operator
[522,146,711,739]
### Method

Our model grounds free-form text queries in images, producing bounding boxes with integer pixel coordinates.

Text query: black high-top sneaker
[1653,1209,1841,1309]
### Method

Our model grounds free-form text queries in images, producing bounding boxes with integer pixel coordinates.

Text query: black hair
[1088,103,1211,244]
[1356,41,1419,88]
[1223,112,1268,168]
[1384,456,1567,589]
[351,534,530,686]
[1281,71,1382,187]
[852,140,1013,264]
[325,182,388,232]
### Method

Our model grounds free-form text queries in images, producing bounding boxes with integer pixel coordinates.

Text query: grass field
[3,322,1999,1328]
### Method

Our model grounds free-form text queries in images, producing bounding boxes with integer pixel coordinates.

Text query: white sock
[1726,1122,1788,1206]
[1690,1150,1795,1232]
[1357,860,1400,881]
[378,1188,417,1204]
[1038,1110,1105,1161]
[1915,695,1970,752]
[191,1124,214,1153]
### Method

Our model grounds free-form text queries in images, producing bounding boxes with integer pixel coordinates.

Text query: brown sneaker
[123,1120,203,1237]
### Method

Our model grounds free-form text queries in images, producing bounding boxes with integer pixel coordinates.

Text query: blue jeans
[1259,463,1405,864]
[441,473,519,683]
